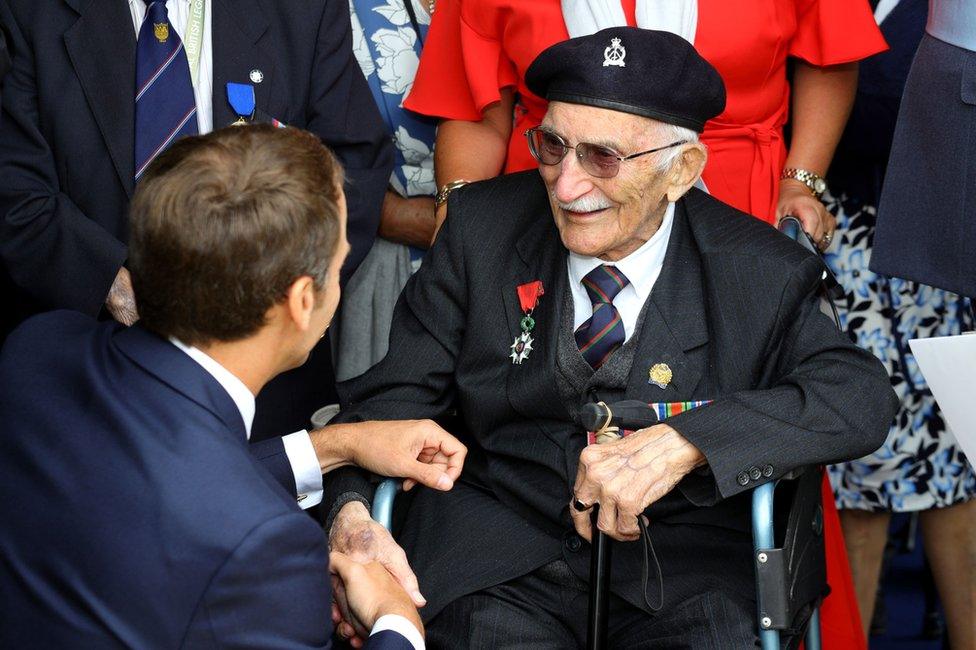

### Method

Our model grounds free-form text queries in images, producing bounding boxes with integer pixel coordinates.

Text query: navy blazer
[0,313,412,649]
[0,0,392,329]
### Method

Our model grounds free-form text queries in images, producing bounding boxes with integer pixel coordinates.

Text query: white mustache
[556,194,614,213]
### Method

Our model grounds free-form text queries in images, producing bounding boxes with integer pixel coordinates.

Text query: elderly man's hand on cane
[570,423,706,541]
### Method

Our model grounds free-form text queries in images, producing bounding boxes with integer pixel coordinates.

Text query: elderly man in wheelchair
[323,28,897,649]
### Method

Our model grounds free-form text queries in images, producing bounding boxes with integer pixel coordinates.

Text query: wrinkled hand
[329,551,423,648]
[776,179,835,251]
[327,419,466,492]
[329,502,423,646]
[571,424,705,542]
[105,268,139,326]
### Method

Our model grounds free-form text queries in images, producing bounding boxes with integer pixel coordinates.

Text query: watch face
[813,178,827,193]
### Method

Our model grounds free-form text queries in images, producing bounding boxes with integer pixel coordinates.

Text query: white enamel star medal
[511,281,545,365]
[510,327,534,365]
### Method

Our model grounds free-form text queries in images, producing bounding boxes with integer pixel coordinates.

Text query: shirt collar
[567,201,675,302]
[169,337,255,440]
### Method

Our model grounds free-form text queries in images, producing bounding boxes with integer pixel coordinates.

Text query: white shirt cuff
[371,614,425,650]
[281,430,323,509]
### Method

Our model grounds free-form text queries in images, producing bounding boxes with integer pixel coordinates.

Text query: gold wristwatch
[434,180,470,207]
[780,168,827,199]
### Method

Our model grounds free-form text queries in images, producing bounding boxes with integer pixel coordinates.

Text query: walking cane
[581,401,661,650]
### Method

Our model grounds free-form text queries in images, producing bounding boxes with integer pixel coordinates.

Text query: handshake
[316,419,468,646]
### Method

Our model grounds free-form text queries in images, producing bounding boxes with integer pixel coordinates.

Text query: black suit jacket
[0,314,412,649]
[0,26,9,83]
[329,171,898,619]
[0,0,392,330]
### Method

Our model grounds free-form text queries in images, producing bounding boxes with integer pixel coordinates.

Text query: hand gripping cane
[580,401,661,650]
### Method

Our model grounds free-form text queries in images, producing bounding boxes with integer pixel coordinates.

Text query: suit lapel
[504,181,570,423]
[114,325,249,441]
[64,0,136,197]
[211,0,277,128]
[625,198,709,404]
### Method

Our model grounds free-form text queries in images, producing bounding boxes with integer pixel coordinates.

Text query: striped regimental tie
[575,265,630,370]
[134,0,198,181]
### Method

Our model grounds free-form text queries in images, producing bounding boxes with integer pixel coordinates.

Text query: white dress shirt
[128,0,214,134]
[569,202,675,341]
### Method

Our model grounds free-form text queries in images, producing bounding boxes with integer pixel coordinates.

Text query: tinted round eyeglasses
[525,127,687,179]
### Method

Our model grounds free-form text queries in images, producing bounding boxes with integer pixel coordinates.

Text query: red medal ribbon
[517,281,544,314]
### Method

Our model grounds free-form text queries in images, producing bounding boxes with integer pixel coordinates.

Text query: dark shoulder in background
[828,0,928,203]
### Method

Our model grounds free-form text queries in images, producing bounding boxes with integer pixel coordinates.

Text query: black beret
[525,27,726,133]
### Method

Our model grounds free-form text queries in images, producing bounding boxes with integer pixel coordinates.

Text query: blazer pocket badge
[648,362,673,389]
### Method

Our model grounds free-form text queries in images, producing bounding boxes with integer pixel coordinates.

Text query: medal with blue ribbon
[227,82,256,125]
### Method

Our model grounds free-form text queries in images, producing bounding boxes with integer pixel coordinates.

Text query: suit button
[565,533,583,553]
[737,472,750,486]
[749,466,762,481]
[762,465,774,478]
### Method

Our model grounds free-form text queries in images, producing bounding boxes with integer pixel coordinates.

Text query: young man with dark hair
[0,125,463,649]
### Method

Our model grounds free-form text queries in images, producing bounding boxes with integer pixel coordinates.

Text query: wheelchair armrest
[370,478,400,531]
[367,410,466,531]
[751,467,828,636]
[778,216,844,301]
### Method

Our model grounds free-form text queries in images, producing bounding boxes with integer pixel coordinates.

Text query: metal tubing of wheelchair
[778,216,802,242]
[805,607,822,650]
[587,507,612,650]
[752,482,779,650]
[370,478,399,531]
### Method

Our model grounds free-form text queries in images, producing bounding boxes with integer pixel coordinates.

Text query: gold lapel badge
[648,363,672,389]
[154,23,170,43]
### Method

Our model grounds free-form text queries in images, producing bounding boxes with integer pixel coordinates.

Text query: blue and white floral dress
[349,0,435,202]
[824,193,975,512]
[333,0,438,381]
[824,0,974,513]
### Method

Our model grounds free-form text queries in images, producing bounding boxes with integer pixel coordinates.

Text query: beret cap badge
[603,37,626,68]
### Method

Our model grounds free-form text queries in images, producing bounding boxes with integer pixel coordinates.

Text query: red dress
[406,2,887,646]
[406,0,886,223]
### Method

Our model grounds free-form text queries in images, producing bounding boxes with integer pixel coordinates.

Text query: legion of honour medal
[510,281,544,365]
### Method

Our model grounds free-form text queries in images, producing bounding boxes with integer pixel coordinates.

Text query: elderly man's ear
[665,144,707,203]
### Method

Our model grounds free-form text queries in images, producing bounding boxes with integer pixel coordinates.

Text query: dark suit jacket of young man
[0,0,392,332]
[0,313,412,650]
[326,171,899,621]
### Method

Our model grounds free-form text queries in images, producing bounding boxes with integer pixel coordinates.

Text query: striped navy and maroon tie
[575,265,630,370]
[134,0,197,181]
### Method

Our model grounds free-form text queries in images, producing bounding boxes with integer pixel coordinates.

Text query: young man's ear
[284,276,317,331]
